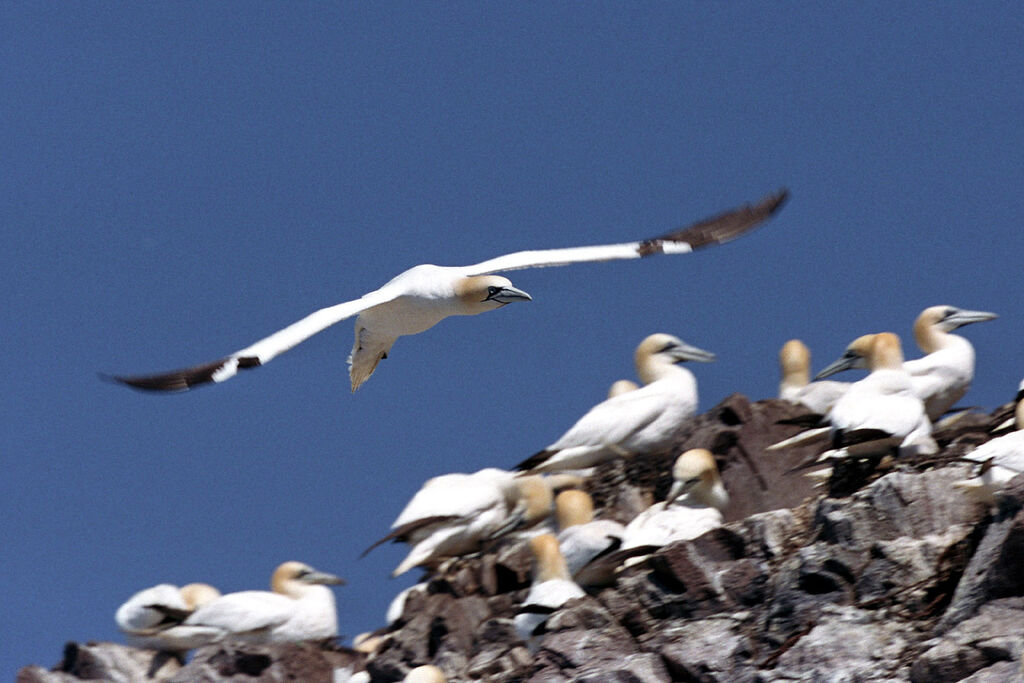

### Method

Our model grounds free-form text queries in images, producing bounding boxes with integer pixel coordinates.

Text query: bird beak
[306,570,346,586]
[815,353,862,380]
[945,309,997,329]
[672,342,716,364]
[486,286,532,304]
[665,479,690,504]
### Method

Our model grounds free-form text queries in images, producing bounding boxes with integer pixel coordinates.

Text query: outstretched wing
[109,287,402,392]
[463,189,788,275]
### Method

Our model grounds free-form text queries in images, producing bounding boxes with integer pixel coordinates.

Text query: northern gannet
[110,191,787,393]
[955,380,1024,501]
[115,582,221,652]
[513,533,586,646]
[812,306,997,420]
[364,468,553,577]
[554,489,625,587]
[180,561,344,644]
[620,449,728,551]
[778,339,849,415]
[817,333,936,456]
[517,333,715,474]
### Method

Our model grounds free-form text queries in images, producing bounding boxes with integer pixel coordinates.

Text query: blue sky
[3,3,1022,676]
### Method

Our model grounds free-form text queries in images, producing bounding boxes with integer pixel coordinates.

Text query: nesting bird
[955,380,1024,502]
[109,191,786,393]
[179,561,344,645]
[364,468,554,577]
[517,333,715,474]
[620,449,729,552]
[115,582,221,653]
[817,332,936,457]
[778,339,849,415]
[513,533,586,647]
[554,489,625,587]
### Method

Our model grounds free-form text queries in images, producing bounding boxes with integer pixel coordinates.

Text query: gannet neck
[779,339,811,393]
[180,583,221,609]
[555,490,594,529]
[869,333,904,371]
[452,275,531,315]
[530,533,572,583]
[634,333,715,385]
[913,305,997,353]
[271,561,345,599]
[515,476,554,527]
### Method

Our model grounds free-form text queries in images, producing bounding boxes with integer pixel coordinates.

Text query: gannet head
[271,561,346,598]
[607,379,640,398]
[635,333,715,384]
[779,339,811,388]
[179,583,221,610]
[514,475,555,528]
[555,489,594,530]
[454,275,532,314]
[666,448,729,510]
[815,333,876,379]
[404,664,447,683]
[529,533,572,582]
[914,305,998,352]
[867,332,905,371]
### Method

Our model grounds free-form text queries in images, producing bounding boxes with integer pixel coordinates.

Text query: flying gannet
[115,582,222,652]
[811,306,997,421]
[954,380,1024,502]
[180,561,345,645]
[513,533,586,648]
[554,489,625,587]
[363,468,554,577]
[778,339,849,415]
[620,449,728,553]
[109,191,787,393]
[816,333,936,457]
[517,333,715,474]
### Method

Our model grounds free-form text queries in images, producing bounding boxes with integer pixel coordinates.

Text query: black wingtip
[104,357,235,392]
[640,188,790,254]
[515,450,552,472]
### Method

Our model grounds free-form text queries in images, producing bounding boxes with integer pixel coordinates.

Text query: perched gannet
[817,333,936,456]
[778,339,849,415]
[181,561,344,644]
[517,333,715,474]
[620,449,728,551]
[607,379,640,398]
[813,307,997,420]
[554,490,625,587]
[513,534,586,646]
[115,582,221,652]
[404,665,447,683]
[109,191,787,393]
[364,468,553,577]
[955,381,1024,501]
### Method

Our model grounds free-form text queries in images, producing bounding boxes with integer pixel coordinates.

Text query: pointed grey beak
[665,479,691,505]
[815,351,865,380]
[486,286,532,304]
[304,570,346,586]
[671,341,717,364]
[944,308,997,330]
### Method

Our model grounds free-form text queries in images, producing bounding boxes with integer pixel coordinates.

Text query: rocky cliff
[18,395,1024,683]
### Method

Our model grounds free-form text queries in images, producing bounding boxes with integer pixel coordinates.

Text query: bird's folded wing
[185,592,292,633]
[109,287,402,391]
[463,189,788,275]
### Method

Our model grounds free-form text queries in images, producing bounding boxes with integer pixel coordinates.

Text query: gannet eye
[487,286,500,296]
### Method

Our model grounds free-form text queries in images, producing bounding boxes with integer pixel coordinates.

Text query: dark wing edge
[515,449,554,472]
[102,356,261,392]
[639,188,790,255]
[359,515,463,558]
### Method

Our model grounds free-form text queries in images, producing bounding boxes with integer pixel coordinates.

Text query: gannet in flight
[109,191,787,393]
[363,468,553,577]
[513,533,586,647]
[517,333,715,474]
[620,449,728,552]
[817,333,936,457]
[955,380,1024,502]
[778,339,849,415]
[180,561,344,645]
[812,306,997,420]
[115,582,221,652]
[554,489,625,587]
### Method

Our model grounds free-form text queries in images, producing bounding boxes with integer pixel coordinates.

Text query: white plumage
[553,490,625,587]
[518,333,715,474]
[778,339,849,414]
[110,191,786,393]
[115,582,221,652]
[956,380,1024,501]
[513,534,586,647]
